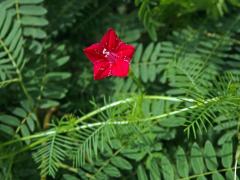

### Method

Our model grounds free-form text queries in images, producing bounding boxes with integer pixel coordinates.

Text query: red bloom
[83,28,135,80]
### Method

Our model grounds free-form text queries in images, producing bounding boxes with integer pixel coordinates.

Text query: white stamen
[103,48,110,57]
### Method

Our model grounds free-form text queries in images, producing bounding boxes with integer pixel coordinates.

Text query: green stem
[19,80,33,103]
[0,95,187,147]
[0,138,44,160]
[178,166,240,180]
[0,95,217,149]
[57,162,78,173]
[129,68,144,92]
[0,78,19,86]
[76,95,191,123]
[75,95,192,124]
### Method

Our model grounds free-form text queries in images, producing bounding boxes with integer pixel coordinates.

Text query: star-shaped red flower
[83,28,135,80]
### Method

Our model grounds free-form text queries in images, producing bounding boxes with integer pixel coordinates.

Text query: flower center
[102,48,118,63]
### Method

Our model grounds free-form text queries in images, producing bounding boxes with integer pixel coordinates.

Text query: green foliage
[45,0,94,36]
[0,4,25,85]
[0,0,48,92]
[65,126,236,179]
[34,133,71,177]
[1,0,48,39]
[0,0,240,179]
[135,0,240,40]
[0,101,37,144]
[25,43,71,108]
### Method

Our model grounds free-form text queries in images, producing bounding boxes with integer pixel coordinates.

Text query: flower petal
[112,58,130,77]
[83,43,105,63]
[93,60,111,80]
[83,28,135,80]
[100,28,121,51]
[116,43,135,62]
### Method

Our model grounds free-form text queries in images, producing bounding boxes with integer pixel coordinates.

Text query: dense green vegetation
[0,0,240,179]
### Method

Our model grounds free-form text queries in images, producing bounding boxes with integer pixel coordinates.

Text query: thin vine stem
[74,95,193,124]
[57,162,78,174]
[0,138,45,160]
[0,78,19,87]
[178,166,240,180]
[0,95,217,150]
[0,95,191,148]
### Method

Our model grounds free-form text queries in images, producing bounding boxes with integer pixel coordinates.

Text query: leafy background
[0,0,240,179]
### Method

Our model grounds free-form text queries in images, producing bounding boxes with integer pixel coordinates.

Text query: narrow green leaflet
[111,156,132,170]
[137,164,148,180]
[191,143,205,174]
[161,155,174,180]
[176,146,189,178]
[204,140,218,170]
[103,165,121,178]
[221,141,233,168]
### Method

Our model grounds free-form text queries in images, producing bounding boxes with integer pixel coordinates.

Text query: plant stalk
[0,96,217,149]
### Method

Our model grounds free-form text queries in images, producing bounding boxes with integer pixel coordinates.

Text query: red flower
[83,28,135,80]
